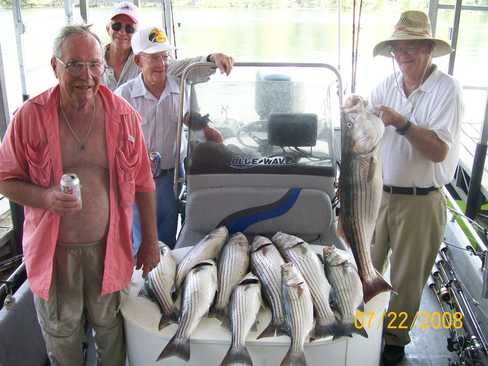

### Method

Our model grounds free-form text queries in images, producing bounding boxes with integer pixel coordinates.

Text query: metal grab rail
[0,261,26,311]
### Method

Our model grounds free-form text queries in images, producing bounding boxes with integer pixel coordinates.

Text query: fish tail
[156,335,190,361]
[362,271,393,303]
[333,321,368,339]
[280,348,307,366]
[158,308,179,330]
[313,320,337,339]
[220,345,253,366]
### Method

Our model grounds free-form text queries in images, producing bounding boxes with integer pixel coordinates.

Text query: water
[0,5,486,119]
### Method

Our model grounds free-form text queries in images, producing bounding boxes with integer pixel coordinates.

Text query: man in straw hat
[369,10,463,365]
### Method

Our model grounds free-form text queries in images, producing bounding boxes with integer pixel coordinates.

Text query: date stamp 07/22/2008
[353,310,463,331]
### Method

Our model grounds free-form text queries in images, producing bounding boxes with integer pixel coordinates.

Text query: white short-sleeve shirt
[368,66,463,188]
[115,74,189,170]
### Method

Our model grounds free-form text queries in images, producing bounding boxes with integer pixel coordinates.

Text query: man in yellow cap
[369,10,463,365]
[115,26,233,252]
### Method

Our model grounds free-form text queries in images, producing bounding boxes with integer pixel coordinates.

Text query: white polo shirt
[116,74,189,170]
[369,65,463,188]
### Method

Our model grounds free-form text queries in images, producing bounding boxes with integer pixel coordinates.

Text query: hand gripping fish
[338,95,393,303]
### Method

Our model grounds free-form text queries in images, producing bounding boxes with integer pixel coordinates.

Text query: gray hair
[53,24,103,59]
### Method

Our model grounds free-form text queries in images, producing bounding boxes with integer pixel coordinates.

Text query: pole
[12,0,28,102]
[448,0,462,76]
[466,96,488,219]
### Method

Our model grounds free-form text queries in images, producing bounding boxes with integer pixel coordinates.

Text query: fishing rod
[430,244,488,365]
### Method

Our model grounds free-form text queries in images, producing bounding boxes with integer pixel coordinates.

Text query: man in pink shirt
[0,25,159,365]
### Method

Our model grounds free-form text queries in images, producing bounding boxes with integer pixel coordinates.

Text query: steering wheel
[236,120,268,149]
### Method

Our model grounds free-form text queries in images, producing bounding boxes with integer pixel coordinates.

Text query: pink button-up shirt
[0,85,155,300]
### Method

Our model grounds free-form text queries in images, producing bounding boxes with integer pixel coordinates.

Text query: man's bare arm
[0,180,81,214]
[376,105,448,162]
[134,190,160,277]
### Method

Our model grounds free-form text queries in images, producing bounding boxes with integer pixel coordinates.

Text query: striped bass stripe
[284,282,312,354]
[252,252,284,322]
[216,234,249,311]
[230,282,260,346]
[177,262,217,339]
[149,271,173,312]
[341,154,380,280]
[289,252,335,320]
[331,268,358,317]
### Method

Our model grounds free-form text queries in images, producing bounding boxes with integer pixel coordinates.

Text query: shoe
[382,344,405,365]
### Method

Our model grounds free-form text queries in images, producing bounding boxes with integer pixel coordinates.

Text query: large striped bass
[280,262,314,366]
[220,272,261,366]
[250,235,287,339]
[323,245,368,338]
[157,259,218,361]
[214,232,250,322]
[339,95,392,302]
[175,226,229,290]
[146,243,178,330]
[272,232,338,339]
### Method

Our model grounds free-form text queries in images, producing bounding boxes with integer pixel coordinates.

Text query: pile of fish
[144,226,369,365]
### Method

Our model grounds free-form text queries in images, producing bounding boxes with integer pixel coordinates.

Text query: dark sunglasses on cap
[111,22,135,34]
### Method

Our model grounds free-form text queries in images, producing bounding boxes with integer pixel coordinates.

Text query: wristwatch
[396,120,412,135]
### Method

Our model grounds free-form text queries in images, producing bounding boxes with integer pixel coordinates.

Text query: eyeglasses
[55,57,105,77]
[389,46,419,57]
[140,53,171,64]
[111,22,135,34]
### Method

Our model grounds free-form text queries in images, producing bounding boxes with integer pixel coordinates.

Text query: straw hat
[373,10,453,58]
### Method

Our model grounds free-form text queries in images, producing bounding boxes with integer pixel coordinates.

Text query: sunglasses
[111,22,135,34]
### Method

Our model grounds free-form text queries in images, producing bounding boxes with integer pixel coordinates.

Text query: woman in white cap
[102,1,140,90]
[368,10,463,366]
[102,1,220,91]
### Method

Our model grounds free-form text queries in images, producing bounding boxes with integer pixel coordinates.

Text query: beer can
[149,151,161,178]
[60,173,82,203]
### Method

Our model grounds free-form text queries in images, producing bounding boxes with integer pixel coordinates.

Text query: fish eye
[346,122,353,128]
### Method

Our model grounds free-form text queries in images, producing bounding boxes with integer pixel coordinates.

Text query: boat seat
[176,186,341,248]
[0,282,47,366]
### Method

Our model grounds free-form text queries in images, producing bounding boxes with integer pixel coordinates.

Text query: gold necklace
[60,101,96,151]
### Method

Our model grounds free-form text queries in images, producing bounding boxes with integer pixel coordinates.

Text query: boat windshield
[183,64,340,177]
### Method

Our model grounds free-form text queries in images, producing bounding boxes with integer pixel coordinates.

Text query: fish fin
[332,321,368,339]
[358,303,365,312]
[137,287,148,298]
[220,345,253,366]
[280,349,307,366]
[139,279,152,299]
[362,272,393,303]
[257,322,277,339]
[156,335,190,362]
[367,156,377,182]
[158,308,179,330]
[220,316,231,331]
[316,253,324,264]
[314,320,336,339]
[213,307,228,322]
